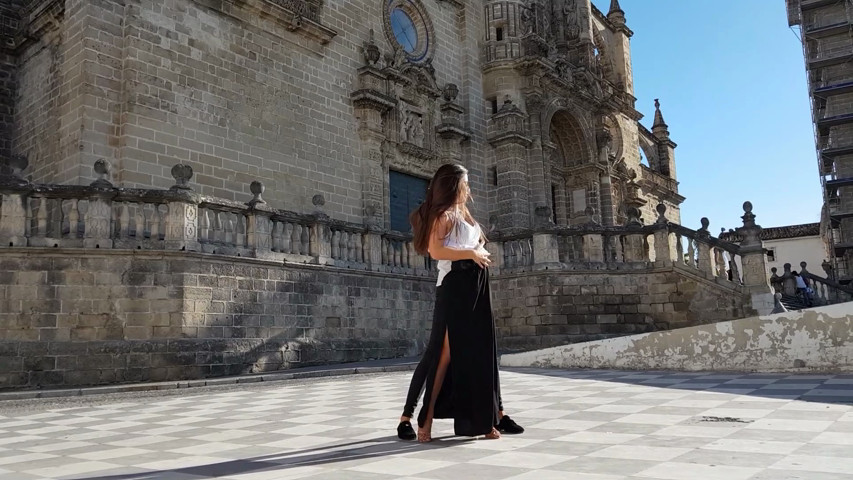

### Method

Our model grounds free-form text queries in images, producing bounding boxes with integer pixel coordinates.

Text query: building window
[492,166,498,186]
[489,96,498,115]
[390,8,418,53]
[389,170,429,232]
[383,0,434,64]
[766,247,776,262]
[496,26,504,41]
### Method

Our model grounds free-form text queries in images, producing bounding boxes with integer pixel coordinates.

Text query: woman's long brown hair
[410,164,483,255]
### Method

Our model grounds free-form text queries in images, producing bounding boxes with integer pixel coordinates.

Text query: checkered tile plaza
[1,368,853,480]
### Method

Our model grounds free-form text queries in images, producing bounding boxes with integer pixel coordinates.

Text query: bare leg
[419,331,451,442]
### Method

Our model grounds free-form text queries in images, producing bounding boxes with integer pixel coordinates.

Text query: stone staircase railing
[0,160,433,277]
[489,204,745,284]
[771,261,853,308]
[486,202,776,315]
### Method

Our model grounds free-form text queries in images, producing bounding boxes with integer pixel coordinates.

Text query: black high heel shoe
[397,420,416,440]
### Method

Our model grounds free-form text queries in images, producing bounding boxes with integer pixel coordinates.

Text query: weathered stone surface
[491,265,748,352]
[0,250,432,389]
[502,303,853,373]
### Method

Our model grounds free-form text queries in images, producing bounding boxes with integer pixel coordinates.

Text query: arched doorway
[548,110,594,225]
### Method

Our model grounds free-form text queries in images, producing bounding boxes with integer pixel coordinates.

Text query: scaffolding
[795,0,853,280]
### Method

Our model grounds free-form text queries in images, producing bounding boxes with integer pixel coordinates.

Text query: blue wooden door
[389,170,428,232]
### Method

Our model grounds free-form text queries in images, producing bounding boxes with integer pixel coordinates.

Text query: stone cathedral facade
[0,0,681,235]
[7,0,781,389]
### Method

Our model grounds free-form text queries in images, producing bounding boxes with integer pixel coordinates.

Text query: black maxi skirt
[416,260,501,437]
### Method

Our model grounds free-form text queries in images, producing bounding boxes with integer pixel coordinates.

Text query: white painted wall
[501,303,853,373]
[728,235,826,281]
[764,235,826,276]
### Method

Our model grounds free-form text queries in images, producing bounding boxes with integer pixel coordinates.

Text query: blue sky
[592,0,820,233]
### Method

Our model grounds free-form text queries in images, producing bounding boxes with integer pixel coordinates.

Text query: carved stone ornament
[442,83,459,102]
[363,29,381,66]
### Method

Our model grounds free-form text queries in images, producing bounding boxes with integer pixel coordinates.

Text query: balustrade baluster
[271,221,282,251]
[382,238,390,265]
[354,233,363,263]
[150,205,161,240]
[212,211,223,243]
[331,230,340,259]
[239,214,248,248]
[68,199,80,238]
[347,232,355,262]
[118,203,129,238]
[714,248,726,278]
[199,208,209,242]
[675,235,684,264]
[299,225,311,255]
[223,213,234,245]
[36,197,48,237]
[687,237,696,268]
[133,204,145,239]
[402,242,411,268]
[283,222,294,253]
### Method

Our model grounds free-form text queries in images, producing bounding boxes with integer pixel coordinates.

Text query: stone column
[309,221,331,265]
[485,240,504,274]
[351,40,395,230]
[533,232,559,266]
[164,164,200,251]
[621,207,645,262]
[364,232,384,271]
[735,202,774,314]
[653,204,674,265]
[245,181,274,258]
[526,105,550,226]
[83,160,115,249]
[694,218,715,278]
[488,99,532,232]
[436,84,470,164]
[0,191,27,247]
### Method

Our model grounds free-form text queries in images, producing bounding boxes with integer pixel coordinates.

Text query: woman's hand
[471,247,491,269]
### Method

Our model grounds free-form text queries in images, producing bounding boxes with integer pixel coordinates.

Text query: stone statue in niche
[400,107,412,142]
[555,56,571,79]
[411,115,425,147]
[520,3,536,35]
[398,106,425,147]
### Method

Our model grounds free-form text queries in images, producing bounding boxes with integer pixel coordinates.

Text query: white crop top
[436,212,482,287]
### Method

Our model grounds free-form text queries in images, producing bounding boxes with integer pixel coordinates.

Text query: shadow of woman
[74,434,473,480]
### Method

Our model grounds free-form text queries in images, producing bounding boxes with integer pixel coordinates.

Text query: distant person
[793,272,813,307]
[395,163,524,443]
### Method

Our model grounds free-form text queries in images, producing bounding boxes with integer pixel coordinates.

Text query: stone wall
[0,1,21,165]
[502,303,853,373]
[491,265,749,352]
[10,0,481,225]
[0,250,435,389]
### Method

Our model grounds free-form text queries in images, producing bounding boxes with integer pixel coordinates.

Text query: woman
[395,164,524,443]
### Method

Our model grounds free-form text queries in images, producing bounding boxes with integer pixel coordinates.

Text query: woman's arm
[427,214,491,267]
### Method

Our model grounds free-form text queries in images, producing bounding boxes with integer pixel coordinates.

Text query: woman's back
[436,211,481,286]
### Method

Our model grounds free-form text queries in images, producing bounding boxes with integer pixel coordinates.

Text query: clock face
[384,0,433,63]
[390,8,417,53]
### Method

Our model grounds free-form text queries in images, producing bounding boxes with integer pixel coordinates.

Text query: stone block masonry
[491,266,749,353]
[0,250,435,389]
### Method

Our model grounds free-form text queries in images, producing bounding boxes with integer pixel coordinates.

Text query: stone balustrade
[489,203,746,288]
[770,261,853,307]
[0,160,433,277]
